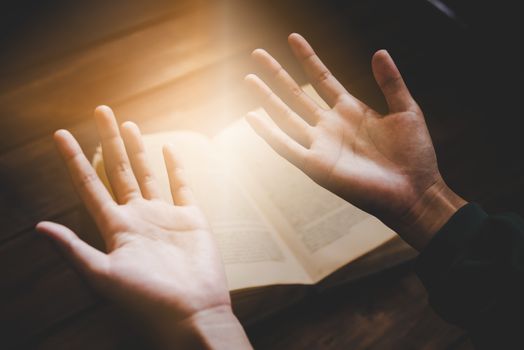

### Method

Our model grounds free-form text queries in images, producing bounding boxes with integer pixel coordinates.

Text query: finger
[371,50,419,114]
[246,111,308,169]
[36,221,109,281]
[288,33,349,107]
[94,105,141,203]
[120,121,163,200]
[251,48,323,124]
[54,129,116,229]
[163,144,197,206]
[245,74,312,147]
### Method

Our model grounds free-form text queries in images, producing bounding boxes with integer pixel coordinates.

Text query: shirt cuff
[415,202,488,291]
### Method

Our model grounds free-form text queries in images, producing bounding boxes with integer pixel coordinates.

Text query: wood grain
[0,1,272,152]
[0,209,99,349]
[3,0,523,348]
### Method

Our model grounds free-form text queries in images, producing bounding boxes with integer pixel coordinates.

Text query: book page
[92,131,310,291]
[214,88,396,282]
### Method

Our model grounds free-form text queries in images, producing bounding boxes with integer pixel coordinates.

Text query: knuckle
[274,66,285,78]
[290,85,303,97]
[78,171,99,189]
[109,161,133,180]
[142,172,156,184]
[115,161,129,174]
[317,69,331,83]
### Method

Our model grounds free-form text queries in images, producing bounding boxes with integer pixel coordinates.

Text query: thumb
[372,50,418,114]
[36,221,109,282]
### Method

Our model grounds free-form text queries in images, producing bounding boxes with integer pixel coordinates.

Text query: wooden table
[2,0,522,348]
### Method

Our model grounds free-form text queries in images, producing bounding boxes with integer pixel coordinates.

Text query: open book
[92,86,416,323]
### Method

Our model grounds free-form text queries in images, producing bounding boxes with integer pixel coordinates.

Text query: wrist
[153,305,252,350]
[396,178,467,251]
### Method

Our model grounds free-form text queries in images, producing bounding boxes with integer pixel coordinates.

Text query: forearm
[394,177,467,251]
[152,305,252,350]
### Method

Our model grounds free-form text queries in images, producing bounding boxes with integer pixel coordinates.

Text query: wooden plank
[0,187,28,244]
[31,304,147,350]
[0,127,87,240]
[0,1,274,153]
[246,269,468,349]
[0,0,381,153]
[0,209,100,349]
[0,0,195,79]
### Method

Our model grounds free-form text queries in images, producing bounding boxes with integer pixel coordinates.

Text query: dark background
[1,0,523,348]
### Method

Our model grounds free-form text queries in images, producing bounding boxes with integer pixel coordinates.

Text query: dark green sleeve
[415,203,524,349]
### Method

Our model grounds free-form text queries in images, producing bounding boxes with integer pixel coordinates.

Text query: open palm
[36,107,234,342]
[246,33,442,229]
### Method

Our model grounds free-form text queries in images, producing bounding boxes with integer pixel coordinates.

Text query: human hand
[36,106,251,349]
[246,34,466,250]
